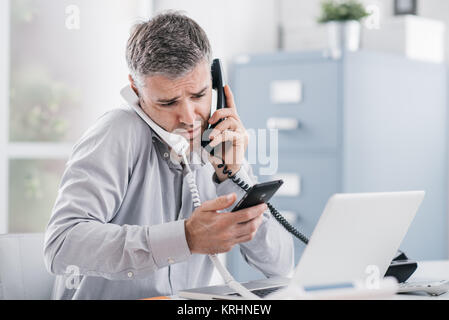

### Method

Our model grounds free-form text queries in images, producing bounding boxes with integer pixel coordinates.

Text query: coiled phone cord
[181,153,260,300]
[218,162,310,245]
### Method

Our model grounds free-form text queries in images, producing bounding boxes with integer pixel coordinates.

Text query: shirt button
[167,258,175,264]
[127,271,133,278]
[163,152,169,158]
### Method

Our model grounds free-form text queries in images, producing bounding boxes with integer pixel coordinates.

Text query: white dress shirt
[43,106,294,299]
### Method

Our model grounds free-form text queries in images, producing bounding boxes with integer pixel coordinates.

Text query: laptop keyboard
[227,286,285,298]
[226,282,356,298]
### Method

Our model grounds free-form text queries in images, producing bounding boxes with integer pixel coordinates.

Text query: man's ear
[128,74,140,97]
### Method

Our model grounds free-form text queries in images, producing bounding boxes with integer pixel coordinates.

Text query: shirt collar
[149,126,208,170]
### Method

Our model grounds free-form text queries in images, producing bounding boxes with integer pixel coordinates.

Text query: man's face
[131,60,212,148]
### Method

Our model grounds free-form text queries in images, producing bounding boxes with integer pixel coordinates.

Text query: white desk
[166,260,449,300]
[392,260,449,300]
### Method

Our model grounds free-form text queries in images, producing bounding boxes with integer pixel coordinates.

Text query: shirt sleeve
[43,109,191,281]
[213,161,295,278]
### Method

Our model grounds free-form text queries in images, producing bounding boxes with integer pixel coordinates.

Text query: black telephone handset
[202,59,226,155]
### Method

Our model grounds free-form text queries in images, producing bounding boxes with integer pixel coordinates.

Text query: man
[44,11,294,300]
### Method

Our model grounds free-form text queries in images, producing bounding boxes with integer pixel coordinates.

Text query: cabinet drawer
[262,153,340,264]
[256,153,340,236]
[233,61,340,151]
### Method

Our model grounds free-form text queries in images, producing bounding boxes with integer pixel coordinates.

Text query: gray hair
[126,11,212,87]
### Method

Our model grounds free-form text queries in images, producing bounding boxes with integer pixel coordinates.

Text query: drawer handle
[266,117,299,130]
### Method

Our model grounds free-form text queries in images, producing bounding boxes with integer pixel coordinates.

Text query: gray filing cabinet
[227,50,448,282]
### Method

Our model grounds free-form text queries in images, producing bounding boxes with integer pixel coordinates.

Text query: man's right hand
[185,193,267,254]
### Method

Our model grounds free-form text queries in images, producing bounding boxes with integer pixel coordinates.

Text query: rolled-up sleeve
[213,161,295,278]
[43,110,191,281]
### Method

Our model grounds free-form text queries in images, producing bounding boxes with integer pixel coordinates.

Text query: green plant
[318,0,370,23]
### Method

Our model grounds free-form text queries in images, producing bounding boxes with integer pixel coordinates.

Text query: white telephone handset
[120,85,189,157]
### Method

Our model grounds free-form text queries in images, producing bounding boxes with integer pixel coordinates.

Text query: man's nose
[178,101,197,126]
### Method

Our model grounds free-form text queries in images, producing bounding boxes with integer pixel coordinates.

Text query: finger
[207,152,222,167]
[201,193,237,212]
[208,130,243,149]
[234,215,263,238]
[230,203,267,224]
[207,152,235,171]
[207,131,246,164]
[233,234,253,244]
[209,118,239,140]
[233,222,262,244]
[224,85,236,109]
[208,108,238,126]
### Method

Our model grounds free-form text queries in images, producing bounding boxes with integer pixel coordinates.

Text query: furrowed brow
[156,96,181,104]
[156,85,209,103]
[192,86,208,96]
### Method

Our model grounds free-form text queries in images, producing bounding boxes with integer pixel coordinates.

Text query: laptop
[178,191,425,300]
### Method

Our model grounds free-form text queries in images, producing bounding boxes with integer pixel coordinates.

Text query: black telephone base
[385,260,418,283]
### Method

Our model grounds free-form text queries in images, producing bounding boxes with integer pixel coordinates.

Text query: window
[1,0,150,234]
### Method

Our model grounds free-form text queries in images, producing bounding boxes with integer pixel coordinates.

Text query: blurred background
[1,0,448,282]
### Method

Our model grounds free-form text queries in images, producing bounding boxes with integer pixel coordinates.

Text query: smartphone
[231,180,284,212]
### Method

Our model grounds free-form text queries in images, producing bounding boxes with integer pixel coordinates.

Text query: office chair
[0,233,55,299]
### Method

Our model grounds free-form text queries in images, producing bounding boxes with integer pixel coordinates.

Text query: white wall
[153,0,277,69]
[151,0,449,63]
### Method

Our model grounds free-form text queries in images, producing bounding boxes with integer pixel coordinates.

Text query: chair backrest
[0,233,55,300]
